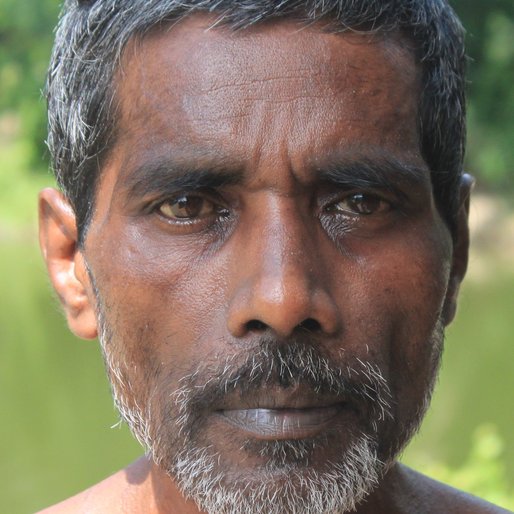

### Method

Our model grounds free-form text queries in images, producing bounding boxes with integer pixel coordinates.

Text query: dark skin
[37,15,509,514]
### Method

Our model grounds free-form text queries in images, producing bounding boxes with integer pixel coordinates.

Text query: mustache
[171,337,393,434]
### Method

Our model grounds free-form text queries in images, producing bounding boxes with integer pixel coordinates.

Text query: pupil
[175,196,203,217]
[351,194,377,214]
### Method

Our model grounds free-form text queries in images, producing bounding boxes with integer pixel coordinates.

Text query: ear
[38,188,98,340]
[441,174,473,326]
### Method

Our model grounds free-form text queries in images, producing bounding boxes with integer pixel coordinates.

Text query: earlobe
[38,188,98,340]
[442,173,473,326]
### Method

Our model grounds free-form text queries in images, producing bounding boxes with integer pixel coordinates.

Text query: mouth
[215,378,356,441]
[217,401,352,440]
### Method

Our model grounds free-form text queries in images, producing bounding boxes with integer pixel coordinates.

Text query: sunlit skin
[37,14,508,514]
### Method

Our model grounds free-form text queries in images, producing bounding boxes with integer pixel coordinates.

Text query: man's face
[77,16,457,513]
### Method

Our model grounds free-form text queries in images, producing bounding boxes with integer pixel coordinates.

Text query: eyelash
[151,192,229,225]
[322,190,395,216]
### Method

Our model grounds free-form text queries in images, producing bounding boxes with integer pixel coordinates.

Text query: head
[40,1,471,513]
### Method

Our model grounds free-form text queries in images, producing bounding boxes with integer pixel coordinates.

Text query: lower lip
[218,404,347,440]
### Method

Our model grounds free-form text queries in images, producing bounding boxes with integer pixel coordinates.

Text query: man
[36,0,510,513]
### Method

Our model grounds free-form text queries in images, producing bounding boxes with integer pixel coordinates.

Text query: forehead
[112,15,422,181]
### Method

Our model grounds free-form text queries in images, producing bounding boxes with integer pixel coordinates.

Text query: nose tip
[227,272,341,339]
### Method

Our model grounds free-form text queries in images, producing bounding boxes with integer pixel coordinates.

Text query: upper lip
[214,384,350,411]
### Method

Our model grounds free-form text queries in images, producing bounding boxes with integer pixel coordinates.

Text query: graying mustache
[173,341,394,430]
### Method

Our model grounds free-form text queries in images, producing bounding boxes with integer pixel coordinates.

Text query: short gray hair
[46,0,466,243]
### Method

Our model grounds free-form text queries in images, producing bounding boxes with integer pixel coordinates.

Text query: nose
[226,200,341,339]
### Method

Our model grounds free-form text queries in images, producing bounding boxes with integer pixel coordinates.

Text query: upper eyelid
[149,188,224,208]
[327,192,392,206]
[321,186,402,204]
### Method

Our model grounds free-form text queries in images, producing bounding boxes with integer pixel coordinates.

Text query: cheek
[89,222,232,383]
[337,222,451,395]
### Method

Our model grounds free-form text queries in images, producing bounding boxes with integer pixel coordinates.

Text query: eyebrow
[122,153,430,200]
[315,157,431,194]
[123,158,245,199]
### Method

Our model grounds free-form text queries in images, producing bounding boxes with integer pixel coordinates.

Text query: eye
[325,193,391,216]
[157,194,223,221]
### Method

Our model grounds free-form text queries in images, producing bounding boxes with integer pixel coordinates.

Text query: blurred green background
[1,1,513,512]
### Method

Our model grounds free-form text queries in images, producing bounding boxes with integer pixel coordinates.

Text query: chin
[162,432,384,514]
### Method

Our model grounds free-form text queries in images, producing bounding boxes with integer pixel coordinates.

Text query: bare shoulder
[35,471,125,514]
[394,464,513,513]
[36,488,91,514]
[35,457,152,514]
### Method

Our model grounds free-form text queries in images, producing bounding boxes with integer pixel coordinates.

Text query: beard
[94,293,444,514]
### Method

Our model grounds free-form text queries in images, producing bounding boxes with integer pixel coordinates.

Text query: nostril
[298,318,322,332]
[246,319,268,332]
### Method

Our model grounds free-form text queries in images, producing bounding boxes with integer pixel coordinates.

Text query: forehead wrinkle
[115,14,419,127]
[111,16,422,198]
[175,23,417,98]
[122,18,409,107]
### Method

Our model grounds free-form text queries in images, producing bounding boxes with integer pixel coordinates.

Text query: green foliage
[418,425,514,510]
[451,0,514,190]
[0,130,54,226]
[0,0,60,169]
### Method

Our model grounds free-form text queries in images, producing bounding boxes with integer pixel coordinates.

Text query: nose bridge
[254,198,311,300]
[227,195,341,338]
